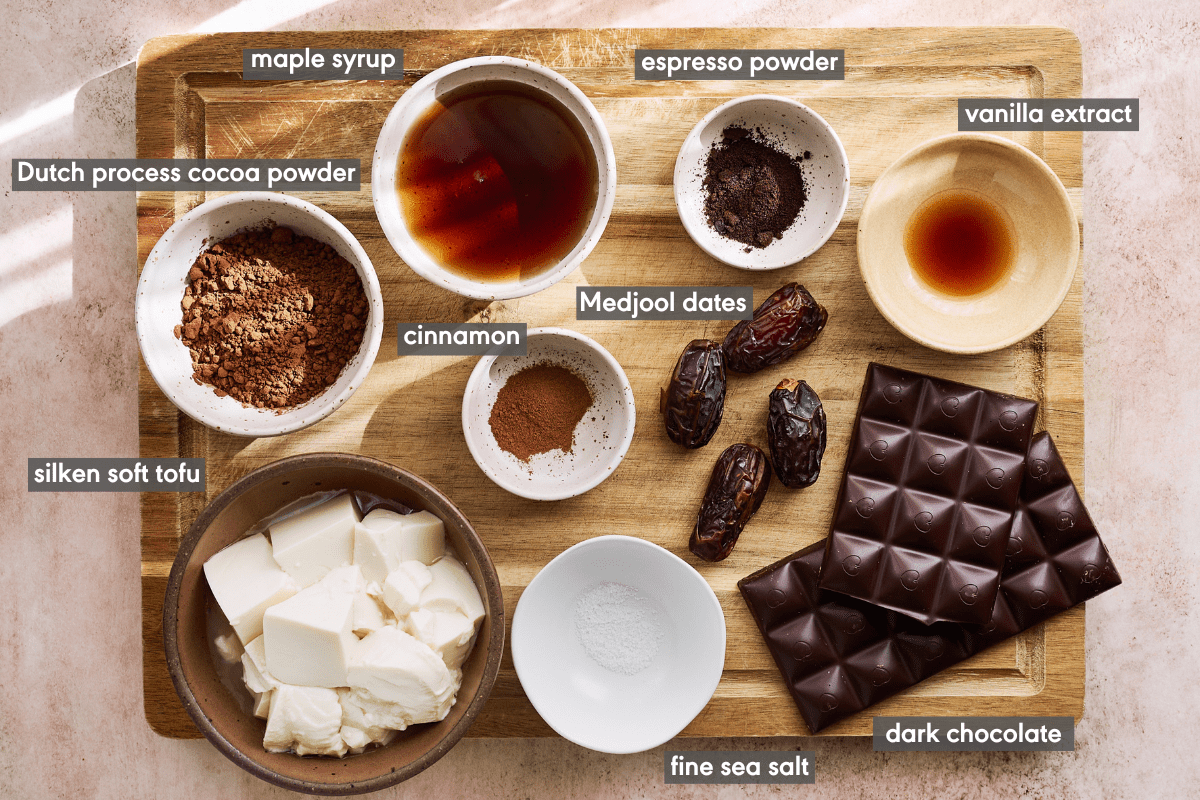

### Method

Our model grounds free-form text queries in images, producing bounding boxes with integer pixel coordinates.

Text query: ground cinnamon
[488,363,594,461]
[174,225,367,410]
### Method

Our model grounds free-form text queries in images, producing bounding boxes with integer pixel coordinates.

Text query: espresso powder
[174,226,368,410]
[488,363,594,461]
[702,126,807,249]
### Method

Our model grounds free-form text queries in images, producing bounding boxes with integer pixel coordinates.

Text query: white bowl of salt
[510,535,726,753]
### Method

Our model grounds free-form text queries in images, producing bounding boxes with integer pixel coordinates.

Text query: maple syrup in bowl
[373,58,616,301]
[858,133,1079,354]
[396,81,599,284]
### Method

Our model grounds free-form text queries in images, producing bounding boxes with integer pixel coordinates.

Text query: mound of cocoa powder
[702,125,807,249]
[174,226,368,410]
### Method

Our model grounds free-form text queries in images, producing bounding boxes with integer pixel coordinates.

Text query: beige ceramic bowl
[857,133,1079,354]
[163,454,504,795]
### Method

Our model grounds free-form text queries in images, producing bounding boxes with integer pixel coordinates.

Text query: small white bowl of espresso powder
[674,95,850,270]
[511,536,726,753]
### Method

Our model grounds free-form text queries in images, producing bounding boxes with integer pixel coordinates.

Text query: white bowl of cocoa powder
[136,192,384,437]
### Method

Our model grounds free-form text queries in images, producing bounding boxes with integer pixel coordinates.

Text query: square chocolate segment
[739,542,974,733]
[738,430,1121,733]
[818,363,1039,625]
[997,432,1122,631]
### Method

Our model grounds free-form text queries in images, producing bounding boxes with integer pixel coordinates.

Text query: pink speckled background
[2,1,1196,797]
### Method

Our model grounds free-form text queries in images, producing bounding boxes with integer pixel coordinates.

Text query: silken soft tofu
[203,494,485,757]
[263,565,363,688]
[269,493,360,588]
[353,509,445,584]
[203,533,298,644]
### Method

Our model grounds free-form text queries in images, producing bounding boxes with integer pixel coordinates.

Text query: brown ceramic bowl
[163,453,504,795]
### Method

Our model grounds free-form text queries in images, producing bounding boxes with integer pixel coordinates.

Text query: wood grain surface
[137,27,1085,739]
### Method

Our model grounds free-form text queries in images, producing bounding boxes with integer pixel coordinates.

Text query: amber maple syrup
[903,189,1015,296]
[396,81,599,283]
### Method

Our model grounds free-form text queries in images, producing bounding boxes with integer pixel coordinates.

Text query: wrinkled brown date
[661,340,726,448]
[768,379,826,488]
[689,443,772,562]
[721,283,828,373]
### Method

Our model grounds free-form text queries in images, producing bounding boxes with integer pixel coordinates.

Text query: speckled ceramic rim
[134,192,384,437]
[460,327,636,501]
[371,56,617,300]
[163,453,504,795]
[857,132,1080,354]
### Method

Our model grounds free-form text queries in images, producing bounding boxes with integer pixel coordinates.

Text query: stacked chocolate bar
[739,363,1121,733]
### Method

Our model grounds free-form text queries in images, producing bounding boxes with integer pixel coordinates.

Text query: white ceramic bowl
[511,535,726,753]
[135,193,384,437]
[674,95,850,270]
[857,133,1080,354]
[372,57,617,300]
[461,327,635,501]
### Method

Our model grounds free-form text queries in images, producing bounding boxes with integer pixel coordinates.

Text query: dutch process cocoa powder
[174,226,368,410]
[702,125,807,249]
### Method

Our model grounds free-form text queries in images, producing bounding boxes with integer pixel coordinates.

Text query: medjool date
[768,379,826,488]
[661,340,726,448]
[721,283,827,373]
[689,443,771,562]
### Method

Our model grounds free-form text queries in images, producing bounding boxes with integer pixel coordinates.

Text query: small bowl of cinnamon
[461,328,636,501]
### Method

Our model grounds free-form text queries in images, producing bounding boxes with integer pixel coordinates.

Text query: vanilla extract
[960,100,1136,126]
[904,189,1015,296]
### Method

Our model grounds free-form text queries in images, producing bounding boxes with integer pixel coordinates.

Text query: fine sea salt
[574,582,664,675]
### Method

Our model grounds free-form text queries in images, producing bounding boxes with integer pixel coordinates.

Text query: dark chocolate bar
[739,431,1121,733]
[818,363,1039,625]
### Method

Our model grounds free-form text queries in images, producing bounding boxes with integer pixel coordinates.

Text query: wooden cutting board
[137,27,1085,738]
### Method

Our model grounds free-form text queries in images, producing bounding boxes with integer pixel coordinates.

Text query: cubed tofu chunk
[204,533,298,645]
[345,627,457,729]
[419,555,485,629]
[337,687,394,751]
[263,685,346,757]
[394,511,446,565]
[381,561,432,619]
[263,567,359,688]
[353,510,445,584]
[406,608,477,669]
[339,722,371,752]
[270,494,360,588]
[241,635,280,695]
[352,591,388,638]
[252,689,272,720]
